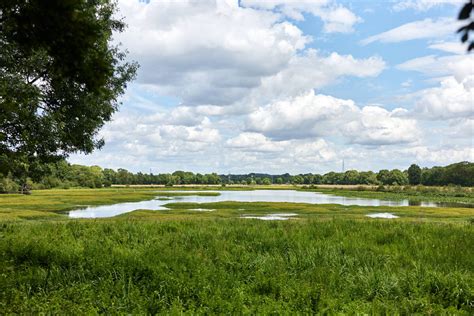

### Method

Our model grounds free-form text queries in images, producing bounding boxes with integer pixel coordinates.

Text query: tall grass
[1,219,472,314]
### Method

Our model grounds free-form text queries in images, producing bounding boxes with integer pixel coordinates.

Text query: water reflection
[68,189,471,218]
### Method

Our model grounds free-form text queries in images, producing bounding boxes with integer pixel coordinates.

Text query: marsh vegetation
[0,187,473,313]
[0,217,472,314]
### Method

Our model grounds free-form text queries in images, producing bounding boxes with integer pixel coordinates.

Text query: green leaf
[458,3,473,20]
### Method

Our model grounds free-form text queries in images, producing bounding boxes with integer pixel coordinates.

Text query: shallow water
[240,213,298,221]
[68,189,466,218]
[366,213,399,219]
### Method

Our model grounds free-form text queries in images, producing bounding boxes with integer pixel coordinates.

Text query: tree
[377,169,391,185]
[0,0,137,191]
[342,170,359,185]
[389,169,408,185]
[292,175,304,184]
[458,0,474,51]
[322,172,343,184]
[358,171,378,185]
[407,164,422,185]
[442,161,474,186]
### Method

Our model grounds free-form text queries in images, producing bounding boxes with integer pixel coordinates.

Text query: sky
[69,0,474,174]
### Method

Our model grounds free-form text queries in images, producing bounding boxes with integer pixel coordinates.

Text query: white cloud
[115,0,379,109]
[397,54,474,82]
[117,0,309,105]
[226,133,337,165]
[414,76,474,119]
[445,118,474,139]
[397,54,474,120]
[247,91,358,139]
[66,1,470,174]
[428,41,467,54]
[247,49,385,105]
[241,0,362,33]
[403,146,474,164]
[246,90,420,145]
[401,79,413,87]
[97,111,221,160]
[226,132,287,152]
[393,0,464,12]
[292,139,337,164]
[343,106,420,145]
[360,18,461,45]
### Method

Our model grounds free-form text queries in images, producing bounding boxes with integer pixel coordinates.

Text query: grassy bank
[1,188,473,313]
[157,201,474,223]
[305,186,474,205]
[0,219,472,314]
[0,188,219,221]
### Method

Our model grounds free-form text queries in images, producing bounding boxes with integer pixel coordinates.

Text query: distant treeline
[0,161,473,193]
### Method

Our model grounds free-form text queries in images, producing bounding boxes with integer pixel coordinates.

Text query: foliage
[408,164,422,185]
[0,174,19,193]
[458,0,474,51]
[0,161,472,193]
[0,219,472,313]
[0,0,137,185]
[314,185,474,205]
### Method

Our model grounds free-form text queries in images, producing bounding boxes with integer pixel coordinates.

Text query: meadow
[309,185,474,205]
[0,187,473,313]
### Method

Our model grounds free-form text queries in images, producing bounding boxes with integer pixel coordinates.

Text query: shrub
[0,176,19,193]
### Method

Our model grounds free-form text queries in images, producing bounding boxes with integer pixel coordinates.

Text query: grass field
[0,188,217,221]
[0,188,473,313]
[309,186,474,205]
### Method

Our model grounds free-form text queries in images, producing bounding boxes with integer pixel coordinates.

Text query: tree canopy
[0,0,137,187]
[408,164,422,185]
[458,0,474,51]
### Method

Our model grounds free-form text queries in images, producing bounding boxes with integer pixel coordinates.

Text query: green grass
[0,219,472,314]
[1,188,473,313]
[310,186,474,205]
[159,201,474,223]
[0,188,220,220]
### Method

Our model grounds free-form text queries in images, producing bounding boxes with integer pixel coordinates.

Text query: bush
[0,176,19,193]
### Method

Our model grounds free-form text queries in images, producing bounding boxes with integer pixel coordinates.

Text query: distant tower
[342,159,345,173]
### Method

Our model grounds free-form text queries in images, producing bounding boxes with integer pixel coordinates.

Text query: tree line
[0,161,472,193]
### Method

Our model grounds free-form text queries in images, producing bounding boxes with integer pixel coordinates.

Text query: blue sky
[70,0,473,174]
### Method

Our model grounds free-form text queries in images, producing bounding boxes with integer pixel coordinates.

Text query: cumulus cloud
[343,106,420,145]
[241,0,362,33]
[247,91,358,139]
[226,132,286,152]
[397,54,474,120]
[414,76,474,119]
[97,110,221,162]
[360,18,460,45]
[114,0,381,109]
[226,133,337,164]
[66,1,470,174]
[246,90,420,145]
[117,0,309,105]
[292,139,337,164]
[249,49,385,104]
[403,146,474,164]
